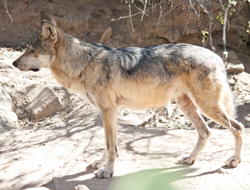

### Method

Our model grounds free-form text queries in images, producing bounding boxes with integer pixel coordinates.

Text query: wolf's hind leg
[176,94,211,164]
[189,84,244,167]
[223,117,244,167]
[198,107,244,167]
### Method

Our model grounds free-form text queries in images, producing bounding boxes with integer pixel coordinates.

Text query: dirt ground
[0,46,250,190]
[1,119,250,190]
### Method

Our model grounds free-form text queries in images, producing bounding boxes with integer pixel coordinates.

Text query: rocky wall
[0,0,250,53]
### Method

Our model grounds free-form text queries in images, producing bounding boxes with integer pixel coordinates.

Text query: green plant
[216,12,224,25]
[201,30,209,45]
[246,21,250,34]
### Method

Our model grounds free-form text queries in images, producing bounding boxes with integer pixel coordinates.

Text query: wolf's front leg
[93,107,118,178]
[90,149,108,169]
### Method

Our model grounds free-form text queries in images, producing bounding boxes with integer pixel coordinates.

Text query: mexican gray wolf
[13,12,244,178]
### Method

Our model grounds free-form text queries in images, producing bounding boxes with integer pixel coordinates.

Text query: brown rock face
[0,0,249,52]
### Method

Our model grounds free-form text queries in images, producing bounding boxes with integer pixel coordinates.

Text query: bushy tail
[223,84,237,118]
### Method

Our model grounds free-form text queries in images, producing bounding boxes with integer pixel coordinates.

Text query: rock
[226,63,244,74]
[25,84,63,120]
[0,86,12,111]
[23,187,50,190]
[99,27,112,43]
[217,168,229,174]
[72,185,90,190]
[53,177,90,190]
[227,51,242,65]
[166,28,180,43]
[154,28,181,43]
[0,86,19,128]
[119,109,152,126]
[158,116,168,123]
[186,28,199,35]
[228,78,236,85]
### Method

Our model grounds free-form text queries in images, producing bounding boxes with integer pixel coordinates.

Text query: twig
[129,2,135,32]
[197,0,216,51]
[218,0,226,11]
[223,1,230,52]
[189,0,198,15]
[112,0,165,23]
[229,25,248,30]
[165,0,176,15]
[209,0,216,52]
[157,1,167,25]
[151,0,166,10]
[111,11,143,21]
[197,2,201,20]
[141,0,148,21]
[222,1,230,64]
[184,1,192,35]
[4,1,13,23]
[133,1,149,17]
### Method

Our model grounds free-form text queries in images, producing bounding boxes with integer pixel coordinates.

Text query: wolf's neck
[56,34,94,78]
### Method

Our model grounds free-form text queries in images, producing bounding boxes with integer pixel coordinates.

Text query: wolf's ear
[40,12,57,41]
[41,11,57,26]
[41,21,57,41]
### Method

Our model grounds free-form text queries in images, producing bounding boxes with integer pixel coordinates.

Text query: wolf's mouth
[29,68,40,72]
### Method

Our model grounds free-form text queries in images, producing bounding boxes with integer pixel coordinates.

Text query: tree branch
[4,1,13,23]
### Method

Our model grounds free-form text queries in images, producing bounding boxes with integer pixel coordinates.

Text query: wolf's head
[13,12,59,72]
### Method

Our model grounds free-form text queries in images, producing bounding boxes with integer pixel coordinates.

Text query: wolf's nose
[13,61,18,68]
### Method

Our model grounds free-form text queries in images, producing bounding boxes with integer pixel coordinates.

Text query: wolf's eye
[31,49,35,54]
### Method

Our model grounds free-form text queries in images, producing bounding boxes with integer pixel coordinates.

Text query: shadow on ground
[42,163,240,190]
[1,103,250,190]
[42,165,196,190]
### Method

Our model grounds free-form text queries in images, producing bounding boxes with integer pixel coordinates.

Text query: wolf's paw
[90,159,106,170]
[178,155,196,165]
[225,156,241,167]
[94,167,114,179]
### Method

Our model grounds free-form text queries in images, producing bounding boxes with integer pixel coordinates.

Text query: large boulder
[25,84,63,120]
[0,86,19,128]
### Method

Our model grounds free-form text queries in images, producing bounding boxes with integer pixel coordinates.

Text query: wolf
[13,12,244,178]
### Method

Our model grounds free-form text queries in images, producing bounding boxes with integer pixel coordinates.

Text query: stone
[226,63,244,74]
[23,187,50,190]
[0,86,19,128]
[154,28,180,43]
[119,109,152,126]
[72,185,90,190]
[165,28,180,43]
[99,27,112,43]
[227,51,242,65]
[186,28,199,35]
[217,168,229,174]
[228,78,236,85]
[25,84,63,120]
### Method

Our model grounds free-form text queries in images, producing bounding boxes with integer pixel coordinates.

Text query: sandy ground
[0,49,250,190]
[1,116,250,190]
